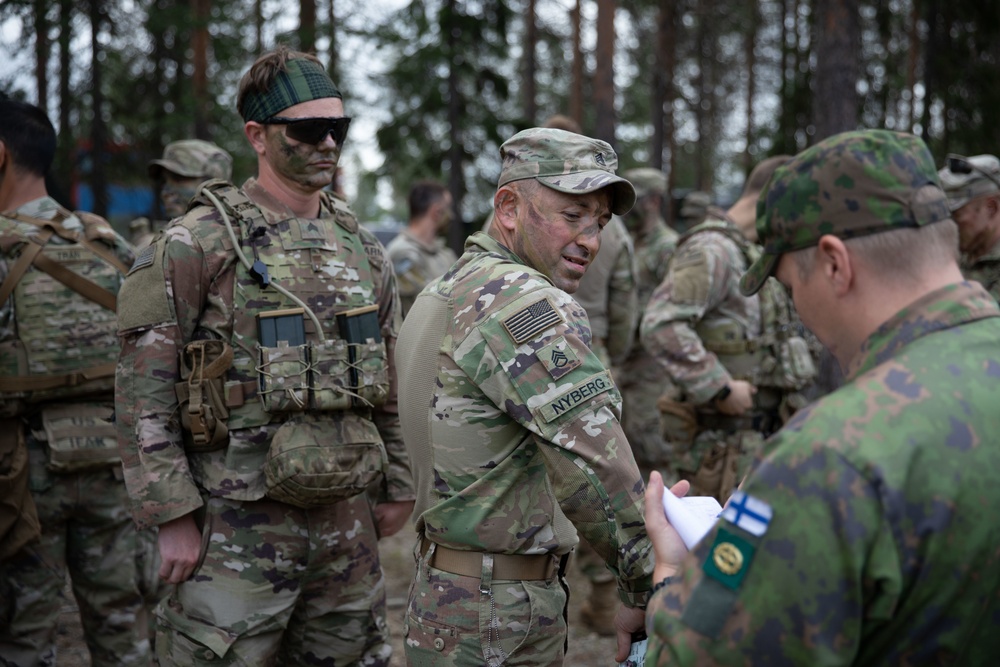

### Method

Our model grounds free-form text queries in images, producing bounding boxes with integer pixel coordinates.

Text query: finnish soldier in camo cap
[130,139,233,249]
[395,127,653,666]
[937,153,1000,301]
[643,129,1000,664]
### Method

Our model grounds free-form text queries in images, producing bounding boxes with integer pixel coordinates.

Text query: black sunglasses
[947,153,1000,189]
[263,116,352,146]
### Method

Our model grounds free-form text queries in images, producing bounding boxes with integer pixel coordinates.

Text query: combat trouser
[405,536,569,666]
[154,493,391,667]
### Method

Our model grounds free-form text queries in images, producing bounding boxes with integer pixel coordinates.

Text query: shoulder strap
[0,227,55,306]
[4,209,130,275]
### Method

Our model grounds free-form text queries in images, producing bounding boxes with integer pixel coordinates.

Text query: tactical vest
[176,183,390,443]
[680,219,815,394]
[0,208,128,404]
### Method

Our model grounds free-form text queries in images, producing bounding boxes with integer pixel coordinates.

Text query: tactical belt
[420,536,558,581]
[698,410,779,435]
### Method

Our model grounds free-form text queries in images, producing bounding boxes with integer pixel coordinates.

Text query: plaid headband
[240,58,342,123]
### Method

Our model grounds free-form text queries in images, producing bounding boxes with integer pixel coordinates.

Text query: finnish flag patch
[720,490,772,537]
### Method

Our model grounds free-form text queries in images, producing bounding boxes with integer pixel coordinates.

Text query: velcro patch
[702,527,755,591]
[720,490,772,536]
[538,372,613,423]
[536,336,580,380]
[502,298,563,344]
[128,245,156,275]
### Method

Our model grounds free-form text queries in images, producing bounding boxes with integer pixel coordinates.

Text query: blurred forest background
[1,0,998,246]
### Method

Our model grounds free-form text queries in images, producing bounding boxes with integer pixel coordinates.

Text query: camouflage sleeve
[115,218,227,529]
[605,228,638,365]
[646,430,890,664]
[640,234,738,404]
[458,287,653,605]
[366,231,415,503]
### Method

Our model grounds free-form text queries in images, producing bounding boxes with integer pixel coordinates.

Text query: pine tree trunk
[88,0,107,218]
[522,0,537,125]
[192,0,211,140]
[300,0,316,54]
[813,0,859,140]
[594,0,616,145]
[570,0,584,130]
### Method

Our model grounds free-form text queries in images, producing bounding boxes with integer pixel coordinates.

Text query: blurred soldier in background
[937,153,1000,301]
[0,97,148,666]
[617,167,679,484]
[677,190,711,231]
[130,139,233,248]
[641,155,816,504]
[387,179,457,317]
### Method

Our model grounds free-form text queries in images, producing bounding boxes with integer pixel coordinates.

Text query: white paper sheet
[662,493,723,550]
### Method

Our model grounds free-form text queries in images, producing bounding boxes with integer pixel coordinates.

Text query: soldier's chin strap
[198,184,326,342]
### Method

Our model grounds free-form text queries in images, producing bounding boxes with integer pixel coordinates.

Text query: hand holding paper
[661,491,723,550]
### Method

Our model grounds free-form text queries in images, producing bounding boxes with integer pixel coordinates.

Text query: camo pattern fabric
[114,178,410,665]
[618,220,678,479]
[646,281,1000,665]
[962,237,1000,302]
[0,197,150,666]
[395,231,652,664]
[386,229,457,317]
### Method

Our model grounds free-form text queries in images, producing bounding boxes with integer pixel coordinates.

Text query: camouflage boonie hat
[623,168,668,198]
[498,128,636,215]
[937,154,1000,212]
[680,190,711,217]
[740,129,952,296]
[148,140,233,181]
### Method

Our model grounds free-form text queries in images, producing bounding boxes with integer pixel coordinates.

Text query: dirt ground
[56,527,622,666]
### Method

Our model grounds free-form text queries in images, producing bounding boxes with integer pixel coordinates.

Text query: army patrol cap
[937,153,1000,212]
[680,190,711,217]
[498,128,636,216]
[623,168,668,198]
[148,140,233,181]
[740,129,952,296]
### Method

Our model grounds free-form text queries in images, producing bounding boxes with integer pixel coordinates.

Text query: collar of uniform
[846,281,1000,380]
[464,230,524,264]
[401,228,445,254]
[11,196,83,231]
[240,177,339,227]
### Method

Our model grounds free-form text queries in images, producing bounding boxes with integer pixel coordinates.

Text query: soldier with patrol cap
[678,190,711,231]
[643,129,1000,665]
[0,98,148,665]
[617,167,679,483]
[937,153,1000,301]
[394,127,653,666]
[114,46,413,665]
[130,139,233,249]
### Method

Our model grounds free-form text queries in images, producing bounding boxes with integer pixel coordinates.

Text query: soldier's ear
[243,122,268,157]
[493,186,519,232]
[0,140,7,172]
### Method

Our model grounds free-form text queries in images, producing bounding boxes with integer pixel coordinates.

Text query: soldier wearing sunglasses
[937,153,1000,302]
[114,46,413,666]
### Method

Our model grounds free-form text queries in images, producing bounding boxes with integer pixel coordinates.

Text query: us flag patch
[502,298,564,344]
[128,245,156,275]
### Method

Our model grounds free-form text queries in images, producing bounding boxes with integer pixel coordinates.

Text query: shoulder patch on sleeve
[502,297,564,344]
[536,336,581,379]
[669,247,711,305]
[719,490,772,536]
[537,371,614,423]
[128,245,156,275]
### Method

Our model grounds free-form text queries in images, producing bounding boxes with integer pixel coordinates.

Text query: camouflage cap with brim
[623,168,668,198]
[937,154,1000,211]
[149,139,234,181]
[740,129,952,296]
[499,128,636,216]
[680,190,711,217]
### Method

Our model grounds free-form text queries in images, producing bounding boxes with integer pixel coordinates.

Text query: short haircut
[542,114,583,135]
[791,219,959,285]
[0,96,57,178]
[741,155,793,199]
[408,180,450,220]
[236,45,325,120]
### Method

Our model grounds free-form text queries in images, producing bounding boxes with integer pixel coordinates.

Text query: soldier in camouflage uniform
[0,98,148,666]
[394,128,653,666]
[131,139,234,249]
[676,190,710,232]
[641,155,815,505]
[114,47,414,666]
[617,168,679,483]
[937,153,1000,301]
[643,128,1000,665]
[387,179,457,317]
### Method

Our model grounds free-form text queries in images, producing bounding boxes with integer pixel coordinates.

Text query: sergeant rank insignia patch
[502,298,563,344]
[536,336,581,379]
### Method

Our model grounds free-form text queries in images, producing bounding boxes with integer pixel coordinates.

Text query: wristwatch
[713,384,732,403]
